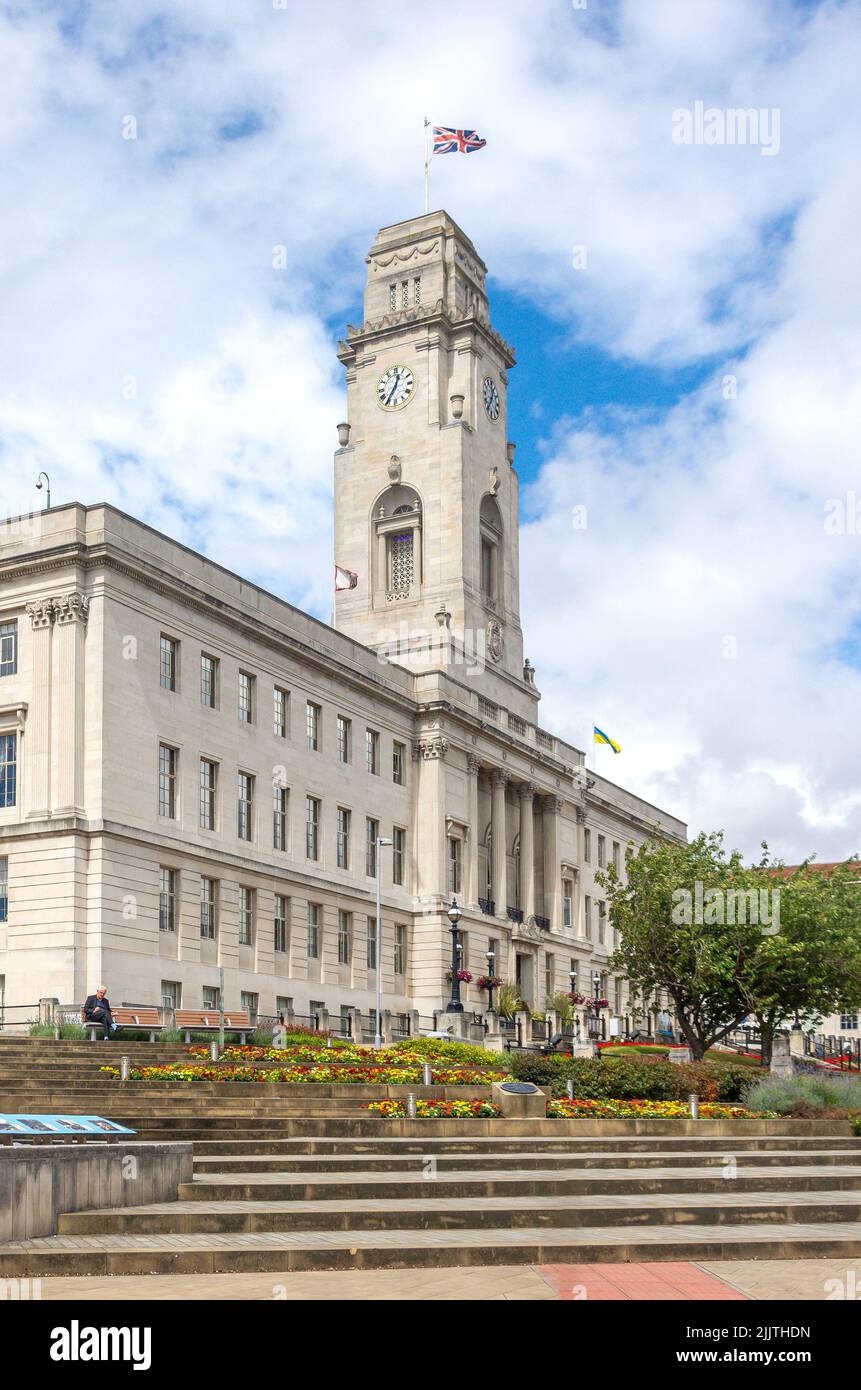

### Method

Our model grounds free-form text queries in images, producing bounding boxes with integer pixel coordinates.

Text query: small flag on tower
[593,725,621,754]
[334,564,358,592]
[433,126,487,155]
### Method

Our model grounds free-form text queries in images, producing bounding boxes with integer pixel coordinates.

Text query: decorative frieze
[412,734,449,761]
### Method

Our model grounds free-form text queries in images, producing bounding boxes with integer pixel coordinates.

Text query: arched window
[479,495,503,606]
[373,484,422,602]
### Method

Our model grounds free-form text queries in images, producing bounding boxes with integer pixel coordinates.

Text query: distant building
[0,211,685,1032]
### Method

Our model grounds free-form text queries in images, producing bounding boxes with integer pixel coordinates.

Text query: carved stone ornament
[486,618,503,663]
[372,239,439,268]
[488,466,501,496]
[412,735,449,761]
[387,454,402,483]
[27,593,90,628]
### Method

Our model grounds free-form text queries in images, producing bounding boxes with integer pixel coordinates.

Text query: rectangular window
[597,835,606,868]
[545,952,555,1002]
[238,886,254,946]
[366,728,379,775]
[414,276,421,305]
[366,817,379,877]
[273,784,288,851]
[306,796,320,860]
[584,895,592,940]
[306,701,320,751]
[238,670,255,724]
[598,900,606,945]
[336,715,351,764]
[583,828,591,863]
[367,916,377,970]
[202,985,220,1011]
[274,895,289,954]
[447,836,462,895]
[336,807,350,869]
[392,826,406,886]
[273,686,289,739]
[480,538,495,599]
[0,856,8,922]
[161,980,180,1011]
[200,877,216,939]
[394,924,407,976]
[840,1013,859,1031]
[615,978,623,1014]
[0,622,18,677]
[562,879,573,929]
[392,740,406,785]
[338,910,352,966]
[240,991,258,1019]
[612,841,620,873]
[0,734,17,809]
[199,759,217,830]
[237,772,254,841]
[307,902,320,958]
[276,995,292,1016]
[200,653,218,708]
[158,744,176,819]
[160,635,177,691]
[159,867,176,933]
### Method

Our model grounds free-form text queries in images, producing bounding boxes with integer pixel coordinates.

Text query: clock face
[376,364,415,411]
[483,376,500,421]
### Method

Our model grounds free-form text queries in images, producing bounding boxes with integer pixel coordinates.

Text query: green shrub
[388,1038,507,1069]
[58,1022,87,1040]
[507,1052,754,1101]
[742,1072,861,1116]
[850,1113,861,1136]
[28,1023,55,1037]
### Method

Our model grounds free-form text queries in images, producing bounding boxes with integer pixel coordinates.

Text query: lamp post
[569,969,578,1038]
[374,836,393,1048]
[36,472,51,510]
[445,898,464,1012]
[592,969,603,1041]
[485,949,496,1012]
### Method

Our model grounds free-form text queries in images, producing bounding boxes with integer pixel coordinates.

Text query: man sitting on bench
[83,985,114,1041]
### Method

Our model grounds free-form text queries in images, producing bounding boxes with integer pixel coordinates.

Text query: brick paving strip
[535,1261,749,1300]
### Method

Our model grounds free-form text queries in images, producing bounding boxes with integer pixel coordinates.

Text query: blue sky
[1,0,860,862]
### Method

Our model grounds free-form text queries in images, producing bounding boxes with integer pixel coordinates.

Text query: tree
[600,831,861,1062]
[738,856,861,1065]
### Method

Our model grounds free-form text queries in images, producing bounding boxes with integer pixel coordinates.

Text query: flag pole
[423,118,431,213]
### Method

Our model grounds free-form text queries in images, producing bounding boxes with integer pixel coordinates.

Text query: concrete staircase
[1,1038,860,1275]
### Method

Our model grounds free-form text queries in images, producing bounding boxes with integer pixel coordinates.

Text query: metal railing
[804,1033,861,1070]
[0,1002,39,1032]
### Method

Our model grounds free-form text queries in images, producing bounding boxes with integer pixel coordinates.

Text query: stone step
[190,1147,861,1173]
[3,1219,861,1276]
[181,1163,861,1202]
[187,1134,861,1156]
[56,1188,861,1235]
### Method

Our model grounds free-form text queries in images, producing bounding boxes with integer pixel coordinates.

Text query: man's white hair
[97,984,107,991]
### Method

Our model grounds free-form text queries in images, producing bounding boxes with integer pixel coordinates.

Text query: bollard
[566,1079,574,1100]
[689,1092,699,1120]
[407,1092,417,1118]
[120,1055,131,1083]
[422,1062,432,1086]
[210,1041,219,1063]
[53,1024,60,1041]
[326,1037,333,1049]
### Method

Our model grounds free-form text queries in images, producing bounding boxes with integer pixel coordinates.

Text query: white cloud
[1,0,859,862]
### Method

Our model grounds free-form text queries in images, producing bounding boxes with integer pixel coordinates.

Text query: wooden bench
[82,1006,163,1042]
[174,1010,252,1044]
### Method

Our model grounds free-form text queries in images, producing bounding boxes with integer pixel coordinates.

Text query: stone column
[25,598,55,818]
[52,592,90,815]
[575,807,587,935]
[542,795,563,927]
[491,769,508,915]
[519,782,536,920]
[413,734,448,902]
[466,754,480,906]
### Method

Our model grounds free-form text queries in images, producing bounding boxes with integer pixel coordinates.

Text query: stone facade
[0,211,686,1031]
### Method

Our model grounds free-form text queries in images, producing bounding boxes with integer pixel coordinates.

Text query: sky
[1,0,859,865]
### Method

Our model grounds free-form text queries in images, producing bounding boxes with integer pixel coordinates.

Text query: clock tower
[334,210,535,710]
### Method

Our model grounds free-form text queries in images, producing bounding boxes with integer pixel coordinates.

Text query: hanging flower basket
[476,975,503,991]
[445,969,474,983]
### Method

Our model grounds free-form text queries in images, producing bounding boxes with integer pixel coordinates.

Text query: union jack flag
[433,126,487,155]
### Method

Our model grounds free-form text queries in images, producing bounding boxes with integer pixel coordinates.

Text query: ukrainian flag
[593,725,621,754]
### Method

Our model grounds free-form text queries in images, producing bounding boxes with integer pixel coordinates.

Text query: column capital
[575,805,587,824]
[26,597,56,630]
[490,767,509,789]
[518,781,536,802]
[466,752,482,775]
[54,592,90,626]
[543,794,565,814]
[412,734,448,761]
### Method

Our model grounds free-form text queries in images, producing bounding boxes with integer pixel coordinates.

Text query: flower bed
[368,1099,502,1118]
[100,1062,503,1085]
[185,1039,508,1071]
[546,1098,772,1119]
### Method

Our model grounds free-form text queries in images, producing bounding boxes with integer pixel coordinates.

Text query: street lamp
[445,897,464,1013]
[36,472,51,510]
[374,836,393,1048]
[485,949,496,1011]
[592,969,603,1040]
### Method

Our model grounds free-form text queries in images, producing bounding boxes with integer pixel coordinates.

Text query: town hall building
[0,211,686,1036]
